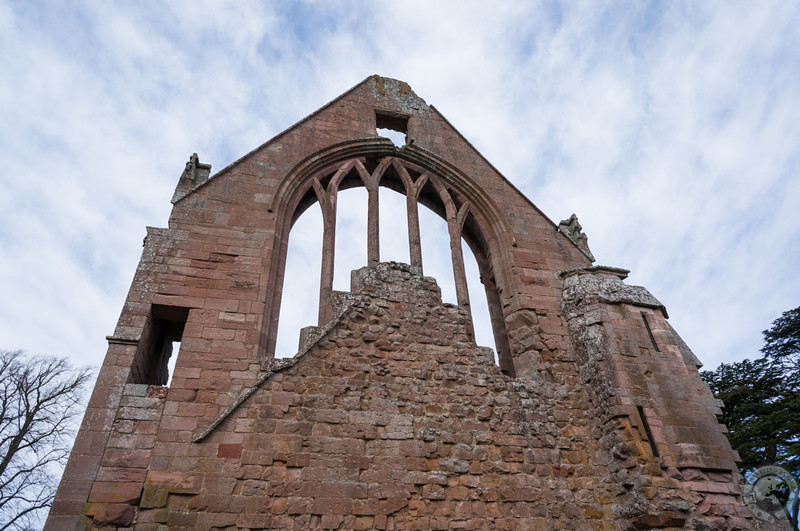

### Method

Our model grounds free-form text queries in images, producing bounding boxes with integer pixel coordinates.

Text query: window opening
[272,160,504,370]
[377,128,406,147]
[419,202,457,304]
[275,203,323,358]
[379,187,410,264]
[333,188,368,291]
[376,111,408,148]
[130,305,189,385]
[417,195,499,363]
[463,239,498,360]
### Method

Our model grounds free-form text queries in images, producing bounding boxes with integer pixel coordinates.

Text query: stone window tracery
[266,151,516,375]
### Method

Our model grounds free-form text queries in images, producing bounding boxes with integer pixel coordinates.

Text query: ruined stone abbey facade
[48,76,754,530]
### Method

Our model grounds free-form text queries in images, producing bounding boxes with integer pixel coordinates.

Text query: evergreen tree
[701,306,800,530]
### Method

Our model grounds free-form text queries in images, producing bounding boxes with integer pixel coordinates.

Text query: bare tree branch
[0,350,91,531]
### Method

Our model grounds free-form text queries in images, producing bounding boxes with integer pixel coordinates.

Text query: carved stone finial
[183,153,211,185]
[172,153,212,204]
[185,152,199,174]
[558,213,595,262]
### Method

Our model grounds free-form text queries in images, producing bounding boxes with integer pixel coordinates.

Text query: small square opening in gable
[375,111,408,147]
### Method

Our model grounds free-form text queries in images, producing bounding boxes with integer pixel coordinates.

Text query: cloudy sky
[1,1,798,376]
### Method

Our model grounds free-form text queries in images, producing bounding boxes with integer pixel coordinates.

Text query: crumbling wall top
[373,75,430,117]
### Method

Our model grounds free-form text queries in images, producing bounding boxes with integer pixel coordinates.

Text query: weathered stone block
[87,502,136,526]
[88,482,143,505]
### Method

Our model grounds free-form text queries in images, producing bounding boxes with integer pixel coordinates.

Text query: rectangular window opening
[130,305,189,386]
[637,405,660,457]
[641,312,660,352]
[376,111,408,147]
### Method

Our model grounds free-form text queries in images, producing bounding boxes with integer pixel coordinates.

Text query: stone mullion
[406,189,424,270]
[452,204,475,339]
[451,209,472,309]
[481,268,514,376]
[367,187,379,265]
[438,188,471,314]
[312,178,337,325]
[393,160,427,271]
[356,158,391,266]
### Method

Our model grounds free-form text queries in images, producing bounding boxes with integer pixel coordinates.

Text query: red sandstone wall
[562,267,753,529]
[47,76,753,530]
[107,264,617,529]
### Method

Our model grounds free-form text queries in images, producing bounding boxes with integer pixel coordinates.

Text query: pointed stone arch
[263,139,517,373]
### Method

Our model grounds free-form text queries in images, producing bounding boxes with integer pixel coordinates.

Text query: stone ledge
[560,265,630,280]
[562,265,668,318]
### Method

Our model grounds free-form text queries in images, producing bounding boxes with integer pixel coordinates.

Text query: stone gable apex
[169,75,570,248]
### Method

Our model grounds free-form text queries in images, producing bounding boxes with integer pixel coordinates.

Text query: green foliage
[701,306,800,529]
[702,357,797,473]
[701,307,800,475]
[762,307,800,376]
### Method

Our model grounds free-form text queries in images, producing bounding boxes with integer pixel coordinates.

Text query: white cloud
[1,0,798,381]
